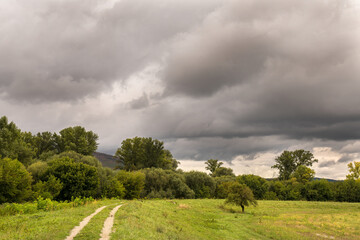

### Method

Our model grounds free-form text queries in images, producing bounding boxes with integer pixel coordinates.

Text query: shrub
[0,158,33,203]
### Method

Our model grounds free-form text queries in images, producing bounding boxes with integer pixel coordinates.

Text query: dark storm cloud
[0,0,221,102]
[158,0,360,144]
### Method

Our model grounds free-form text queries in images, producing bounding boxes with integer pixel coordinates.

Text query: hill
[93,152,118,169]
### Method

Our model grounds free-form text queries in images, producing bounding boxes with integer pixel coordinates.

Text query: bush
[116,170,145,199]
[0,158,33,203]
[141,168,194,199]
[304,180,334,201]
[185,171,215,198]
[237,174,269,199]
[47,157,99,200]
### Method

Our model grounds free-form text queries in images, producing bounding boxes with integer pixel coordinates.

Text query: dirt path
[99,204,122,240]
[65,206,107,240]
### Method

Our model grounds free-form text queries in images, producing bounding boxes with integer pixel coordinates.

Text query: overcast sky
[1,0,359,179]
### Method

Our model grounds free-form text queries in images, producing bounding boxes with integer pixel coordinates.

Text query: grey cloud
[156,0,360,142]
[319,160,337,168]
[163,136,300,161]
[0,0,222,103]
[128,93,149,109]
[337,154,354,163]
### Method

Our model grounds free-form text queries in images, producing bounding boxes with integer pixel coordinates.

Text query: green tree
[115,170,145,199]
[214,179,236,199]
[236,174,269,199]
[115,137,178,171]
[225,182,257,213]
[291,165,315,184]
[272,150,318,180]
[54,126,98,155]
[32,175,63,200]
[212,167,235,177]
[141,168,194,199]
[0,116,34,166]
[0,158,33,203]
[184,171,215,198]
[304,180,333,201]
[47,157,100,200]
[30,131,57,158]
[205,159,223,176]
[101,176,126,199]
[346,161,360,181]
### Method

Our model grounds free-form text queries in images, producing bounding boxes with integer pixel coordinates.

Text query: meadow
[0,199,359,240]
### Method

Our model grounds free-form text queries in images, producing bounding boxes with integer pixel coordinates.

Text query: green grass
[0,199,359,240]
[0,199,120,240]
[112,200,360,240]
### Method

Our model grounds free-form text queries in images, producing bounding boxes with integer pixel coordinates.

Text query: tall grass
[0,196,95,216]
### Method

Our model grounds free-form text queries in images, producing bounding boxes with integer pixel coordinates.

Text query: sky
[1,0,360,179]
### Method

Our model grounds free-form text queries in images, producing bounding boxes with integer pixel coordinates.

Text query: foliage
[54,126,98,155]
[141,168,195,199]
[0,116,34,166]
[27,161,49,182]
[24,131,57,158]
[214,176,236,198]
[212,167,235,177]
[225,182,257,212]
[116,170,145,199]
[101,176,126,199]
[304,179,334,201]
[236,174,269,199]
[47,157,100,200]
[184,171,215,198]
[0,158,33,203]
[333,180,360,202]
[346,161,360,181]
[50,151,102,167]
[291,165,315,184]
[205,159,223,176]
[115,137,178,170]
[0,196,95,216]
[272,149,318,180]
[32,175,63,200]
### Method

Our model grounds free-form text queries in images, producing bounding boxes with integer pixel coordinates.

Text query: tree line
[1,116,359,205]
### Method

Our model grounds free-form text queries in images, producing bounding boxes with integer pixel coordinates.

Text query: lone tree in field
[225,182,257,213]
[205,159,223,176]
[272,149,318,180]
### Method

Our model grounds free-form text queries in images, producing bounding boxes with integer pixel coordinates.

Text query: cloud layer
[1,0,359,179]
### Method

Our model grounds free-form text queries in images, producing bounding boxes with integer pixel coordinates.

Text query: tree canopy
[115,137,178,171]
[0,158,32,203]
[272,150,318,180]
[205,159,223,176]
[54,126,98,156]
[225,182,257,212]
[346,161,360,181]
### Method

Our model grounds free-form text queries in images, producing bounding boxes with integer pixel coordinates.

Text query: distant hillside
[93,152,120,169]
[266,177,340,182]
[313,177,340,182]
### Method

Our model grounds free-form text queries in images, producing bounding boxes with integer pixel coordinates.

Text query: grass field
[0,199,359,240]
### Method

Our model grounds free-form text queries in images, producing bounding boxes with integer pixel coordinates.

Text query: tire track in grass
[65,206,107,240]
[99,205,122,240]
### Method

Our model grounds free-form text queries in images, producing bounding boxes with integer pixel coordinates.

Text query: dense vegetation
[1,115,360,206]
